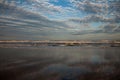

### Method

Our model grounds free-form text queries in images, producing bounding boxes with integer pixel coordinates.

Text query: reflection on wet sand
[0,47,120,80]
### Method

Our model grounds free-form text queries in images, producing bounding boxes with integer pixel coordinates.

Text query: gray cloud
[0,3,68,40]
[102,24,120,33]
[67,0,120,31]
[72,24,120,35]
[70,0,120,14]
[0,3,67,27]
[108,0,120,14]
[69,14,120,23]
[0,0,62,14]
[70,0,107,14]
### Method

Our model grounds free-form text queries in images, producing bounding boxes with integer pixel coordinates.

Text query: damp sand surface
[0,47,120,80]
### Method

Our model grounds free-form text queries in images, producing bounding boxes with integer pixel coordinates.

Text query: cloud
[0,3,68,40]
[108,0,120,13]
[69,13,120,23]
[72,23,120,35]
[102,24,120,33]
[0,3,67,27]
[0,0,80,18]
[31,0,62,13]
[70,0,120,21]
[70,0,107,14]
[0,0,63,14]
[0,0,119,40]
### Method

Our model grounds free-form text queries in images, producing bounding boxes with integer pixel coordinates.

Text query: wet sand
[0,47,120,80]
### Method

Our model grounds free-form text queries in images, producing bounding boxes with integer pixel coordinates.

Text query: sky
[0,0,120,40]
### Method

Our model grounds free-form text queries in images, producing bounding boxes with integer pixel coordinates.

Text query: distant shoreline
[0,40,120,48]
